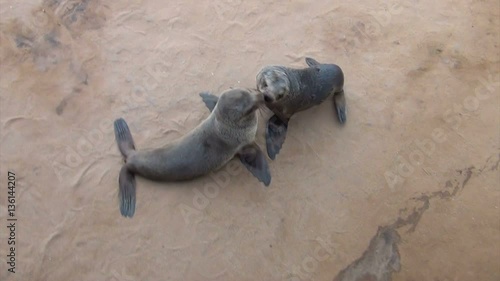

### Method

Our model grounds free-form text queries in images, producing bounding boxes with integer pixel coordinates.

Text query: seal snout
[251,92,265,112]
[263,92,275,103]
[248,89,265,104]
[256,67,290,105]
[256,78,275,102]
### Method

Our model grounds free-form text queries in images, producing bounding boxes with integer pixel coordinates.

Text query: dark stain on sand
[4,0,107,62]
[1,0,106,115]
[41,0,108,34]
[333,226,401,281]
[56,87,82,115]
[332,153,499,281]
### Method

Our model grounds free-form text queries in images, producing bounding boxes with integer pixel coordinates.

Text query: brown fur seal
[256,57,346,159]
[114,88,271,217]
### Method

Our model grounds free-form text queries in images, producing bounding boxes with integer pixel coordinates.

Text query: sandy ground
[0,0,499,280]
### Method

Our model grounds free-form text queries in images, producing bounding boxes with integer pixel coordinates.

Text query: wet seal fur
[114,88,271,218]
[256,57,346,159]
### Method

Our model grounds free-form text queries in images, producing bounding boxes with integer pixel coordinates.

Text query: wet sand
[0,0,499,280]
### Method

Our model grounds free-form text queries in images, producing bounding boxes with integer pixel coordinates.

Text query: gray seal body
[114,88,271,217]
[256,57,346,159]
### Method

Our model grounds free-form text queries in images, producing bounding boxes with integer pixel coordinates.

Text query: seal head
[256,67,290,103]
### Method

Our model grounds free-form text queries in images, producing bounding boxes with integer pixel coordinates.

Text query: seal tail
[119,166,136,217]
[114,118,136,158]
[114,118,137,218]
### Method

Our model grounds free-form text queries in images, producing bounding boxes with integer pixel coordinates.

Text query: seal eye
[244,105,257,116]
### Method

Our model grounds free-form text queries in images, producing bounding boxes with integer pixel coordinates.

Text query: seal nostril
[264,95,272,103]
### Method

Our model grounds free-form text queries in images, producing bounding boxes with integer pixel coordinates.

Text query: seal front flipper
[333,89,347,124]
[114,118,137,218]
[238,142,271,186]
[305,57,320,67]
[265,114,289,160]
[199,92,219,112]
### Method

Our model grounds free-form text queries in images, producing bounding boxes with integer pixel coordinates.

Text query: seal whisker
[256,103,272,117]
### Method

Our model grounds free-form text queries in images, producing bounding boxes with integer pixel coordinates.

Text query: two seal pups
[114,88,271,217]
[256,57,346,160]
[113,57,346,217]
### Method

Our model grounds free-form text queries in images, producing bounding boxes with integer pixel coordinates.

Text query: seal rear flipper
[199,92,219,112]
[333,90,347,124]
[119,166,136,218]
[305,57,320,66]
[114,118,136,158]
[266,115,289,160]
[238,143,271,186]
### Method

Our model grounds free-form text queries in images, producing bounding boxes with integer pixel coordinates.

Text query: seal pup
[256,57,346,160]
[114,88,271,217]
